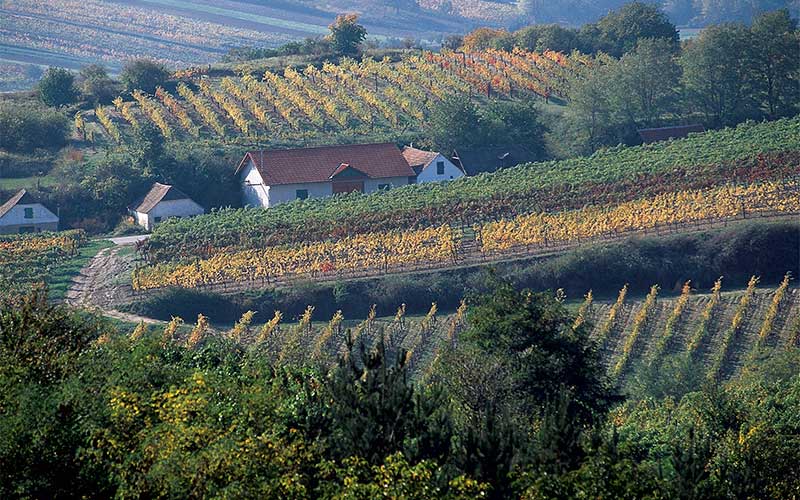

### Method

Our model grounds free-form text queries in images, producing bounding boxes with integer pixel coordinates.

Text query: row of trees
[2,280,799,498]
[558,9,798,155]
[461,2,680,57]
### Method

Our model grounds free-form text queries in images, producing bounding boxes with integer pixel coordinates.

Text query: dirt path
[66,245,162,325]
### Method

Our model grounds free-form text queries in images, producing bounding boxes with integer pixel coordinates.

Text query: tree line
[1,279,799,498]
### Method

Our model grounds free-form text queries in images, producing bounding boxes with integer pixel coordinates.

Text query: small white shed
[401,146,465,183]
[0,189,59,234]
[129,182,204,231]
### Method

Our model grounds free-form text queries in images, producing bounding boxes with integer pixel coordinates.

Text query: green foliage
[594,1,679,57]
[456,277,613,422]
[78,64,117,105]
[37,67,78,107]
[120,58,170,93]
[0,102,69,153]
[327,14,367,57]
[2,283,800,497]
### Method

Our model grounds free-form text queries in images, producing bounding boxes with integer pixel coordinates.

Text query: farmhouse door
[332,180,364,194]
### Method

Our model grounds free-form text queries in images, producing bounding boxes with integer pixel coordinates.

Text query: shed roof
[453,145,537,176]
[638,124,705,144]
[236,143,416,186]
[0,189,38,219]
[130,183,194,214]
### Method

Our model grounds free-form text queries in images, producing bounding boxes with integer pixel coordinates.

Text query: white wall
[240,161,270,208]
[267,181,333,207]
[364,176,411,192]
[135,199,204,231]
[416,154,464,184]
[239,159,412,208]
[0,203,59,234]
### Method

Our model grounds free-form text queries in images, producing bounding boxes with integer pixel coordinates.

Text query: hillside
[129,117,800,292]
[81,48,579,148]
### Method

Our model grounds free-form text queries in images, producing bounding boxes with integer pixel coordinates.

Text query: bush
[0,102,69,153]
[37,67,78,107]
[120,59,170,93]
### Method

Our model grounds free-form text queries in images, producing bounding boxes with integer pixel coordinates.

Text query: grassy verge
[0,175,59,191]
[48,239,114,301]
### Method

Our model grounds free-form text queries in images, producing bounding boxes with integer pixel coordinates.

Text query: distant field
[0,0,468,91]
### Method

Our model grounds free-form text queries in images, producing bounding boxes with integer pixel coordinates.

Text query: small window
[154,216,162,223]
[436,161,445,175]
[296,189,309,200]
[24,207,33,219]
[378,184,390,191]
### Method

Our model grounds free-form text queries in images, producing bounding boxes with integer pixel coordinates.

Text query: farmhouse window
[24,207,33,219]
[296,189,309,200]
[436,161,445,175]
[154,216,162,223]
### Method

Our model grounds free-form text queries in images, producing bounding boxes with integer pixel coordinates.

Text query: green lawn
[48,239,114,301]
[0,175,59,191]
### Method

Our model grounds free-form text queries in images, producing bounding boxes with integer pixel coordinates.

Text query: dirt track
[66,246,162,325]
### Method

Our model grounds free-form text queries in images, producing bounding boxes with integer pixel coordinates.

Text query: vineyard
[130,117,800,291]
[83,48,591,145]
[0,230,87,292]
[143,276,799,384]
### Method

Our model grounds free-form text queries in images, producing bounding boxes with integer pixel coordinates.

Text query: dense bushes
[125,221,800,322]
[0,102,69,153]
[2,284,799,498]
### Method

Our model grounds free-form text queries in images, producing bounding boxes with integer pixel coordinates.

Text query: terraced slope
[586,286,800,382]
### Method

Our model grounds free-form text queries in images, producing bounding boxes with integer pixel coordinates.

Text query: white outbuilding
[401,146,465,183]
[0,189,59,234]
[129,182,204,231]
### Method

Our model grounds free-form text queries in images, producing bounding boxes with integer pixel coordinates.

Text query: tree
[327,14,367,57]
[129,121,165,171]
[0,102,69,153]
[609,37,682,128]
[37,67,78,107]
[326,338,453,465]
[120,59,170,93]
[750,9,800,119]
[482,100,547,159]
[425,93,483,152]
[442,34,463,50]
[78,64,116,105]
[462,28,508,52]
[595,2,679,57]
[680,23,758,126]
[555,61,620,156]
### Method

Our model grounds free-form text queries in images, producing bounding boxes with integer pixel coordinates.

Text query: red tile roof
[236,143,416,186]
[401,146,439,171]
[130,183,194,214]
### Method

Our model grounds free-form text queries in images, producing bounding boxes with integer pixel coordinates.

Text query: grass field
[0,0,469,91]
[47,239,114,300]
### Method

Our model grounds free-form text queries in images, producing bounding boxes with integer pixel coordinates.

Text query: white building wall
[0,203,59,234]
[240,162,271,208]
[363,176,411,192]
[267,182,333,207]
[415,154,464,184]
[135,199,204,230]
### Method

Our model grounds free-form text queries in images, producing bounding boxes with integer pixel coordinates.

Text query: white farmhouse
[401,146,465,183]
[0,189,59,234]
[235,143,418,208]
[129,182,204,231]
